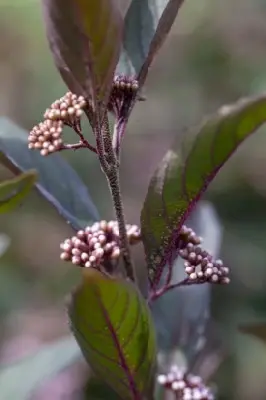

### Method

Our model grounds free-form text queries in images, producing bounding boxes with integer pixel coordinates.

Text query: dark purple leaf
[68,268,156,399]
[42,0,123,120]
[141,94,266,289]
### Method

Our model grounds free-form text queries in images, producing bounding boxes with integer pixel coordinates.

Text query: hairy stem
[108,169,137,282]
[102,116,117,166]
[96,114,136,282]
[95,117,110,173]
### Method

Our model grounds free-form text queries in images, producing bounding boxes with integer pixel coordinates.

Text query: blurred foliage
[1,0,266,399]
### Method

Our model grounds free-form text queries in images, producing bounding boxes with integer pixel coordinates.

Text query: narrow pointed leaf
[239,323,266,344]
[0,170,37,214]
[0,118,99,229]
[68,269,157,400]
[117,0,184,85]
[42,0,123,119]
[0,336,81,400]
[141,94,266,287]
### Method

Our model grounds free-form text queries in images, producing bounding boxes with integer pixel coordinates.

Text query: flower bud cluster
[157,366,214,400]
[28,120,63,156]
[28,92,87,156]
[43,92,87,125]
[108,75,139,117]
[60,220,141,269]
[178,225,230,284]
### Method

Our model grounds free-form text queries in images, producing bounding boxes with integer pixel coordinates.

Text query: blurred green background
[1,0,266,399]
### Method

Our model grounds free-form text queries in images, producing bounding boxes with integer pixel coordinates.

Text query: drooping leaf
[239,322,266,344]
[42,0,123,120]
[0,170,37,214]
[68,268,157,400]
[141,94,266,288]
[0,336,81,400]
[0,118,99,229]
[151,202,221,361]
[117,0,184,85]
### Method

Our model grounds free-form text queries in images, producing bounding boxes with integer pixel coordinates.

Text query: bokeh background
[1,0,266,399]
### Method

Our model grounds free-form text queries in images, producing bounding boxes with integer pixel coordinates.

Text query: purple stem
[73,127,98,153]
[148,278,193,303]
[59,141,97,153]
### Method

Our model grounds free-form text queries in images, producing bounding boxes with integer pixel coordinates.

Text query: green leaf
[84,376,120,399]
[0,170,37,214]
[68,268,157,400]
[117,0,184,85]
[141,94,266,288]
[0,118,99,229]
[42,0,123,119]
[0,336,81,400]
[239,323,266,344]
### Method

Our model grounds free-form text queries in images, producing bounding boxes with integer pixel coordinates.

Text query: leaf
[117,0,184,85]
[239,323,266,344]
[68,268,157,400]
[0,118,99,229]
[0,170,37,214]
[0,336,81,400]
[84,376,120,399]
[141,94,266,288]
[151,202,221,358]
[42,0,123,119]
